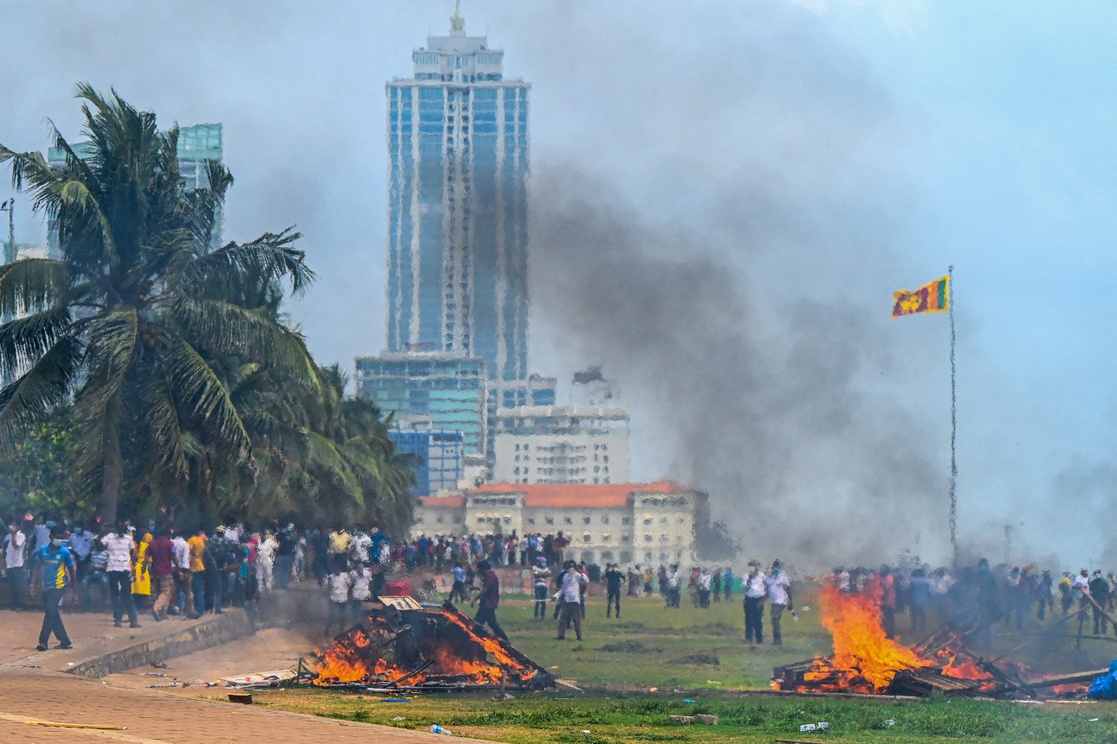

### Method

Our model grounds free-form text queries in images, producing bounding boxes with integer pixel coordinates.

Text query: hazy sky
[1,1,1115,565]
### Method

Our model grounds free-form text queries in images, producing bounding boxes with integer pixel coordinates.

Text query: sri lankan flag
[892,275,949,318]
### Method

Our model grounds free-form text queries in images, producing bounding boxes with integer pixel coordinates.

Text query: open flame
[804,582,930,692]
[306,601,548,689]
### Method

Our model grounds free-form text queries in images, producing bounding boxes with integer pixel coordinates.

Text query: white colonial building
[412,481,708,566]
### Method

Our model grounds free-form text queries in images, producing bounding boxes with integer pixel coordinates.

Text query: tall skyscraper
[384,4,530,385]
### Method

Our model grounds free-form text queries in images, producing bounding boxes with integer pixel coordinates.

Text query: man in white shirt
[743,561,767,645]
[765,560,793,646]
[555,560,589,641]
[325,564,352,636]
[101,521,140,628]
[171,529,197,618]
[257,532,278,593]
[666,565,681,608]
[4,521,27,609]
[350,563,373,623]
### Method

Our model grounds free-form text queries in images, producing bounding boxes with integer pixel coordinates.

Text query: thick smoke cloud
[530,169,943,567]
[523,2,952,567]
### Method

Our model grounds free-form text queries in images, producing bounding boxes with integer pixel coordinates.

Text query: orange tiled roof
[469,481,689,509]
[417,495,464,508]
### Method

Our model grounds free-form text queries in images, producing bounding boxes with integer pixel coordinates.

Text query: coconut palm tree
[0,84,316,521]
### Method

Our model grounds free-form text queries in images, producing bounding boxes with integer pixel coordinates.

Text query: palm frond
[0,259,71,318]
[0,336,82,439]
[157,336,251,463]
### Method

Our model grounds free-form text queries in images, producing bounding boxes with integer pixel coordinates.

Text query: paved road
[0,609,490,743]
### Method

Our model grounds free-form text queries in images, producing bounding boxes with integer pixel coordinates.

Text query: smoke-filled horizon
[1,1,1115,567]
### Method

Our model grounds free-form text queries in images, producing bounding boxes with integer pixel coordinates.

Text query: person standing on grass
[698,567,712,608]
[470,560,508,641]
[766,560,792,646]
[555,560,589,641]
[36,526,75,651]
[532,557,551,620]
[879,565,897,639]
[102,521,140,628]
[449,561,468,604]
[743,561,767,645]
[723,567,735,602]
[604,562,623,619]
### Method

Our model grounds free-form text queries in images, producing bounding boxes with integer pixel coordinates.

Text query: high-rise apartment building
[493,405,631,485]
[384,5,529,385]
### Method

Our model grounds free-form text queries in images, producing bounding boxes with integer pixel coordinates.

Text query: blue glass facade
[355,354,487,455]
[390,430,465,497]
[385,22,530,385]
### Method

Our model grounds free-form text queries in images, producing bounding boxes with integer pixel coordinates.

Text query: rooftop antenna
[450,0,465,33]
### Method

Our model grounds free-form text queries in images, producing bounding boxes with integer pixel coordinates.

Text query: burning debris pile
[300,597,556,692]
[772,583,1098,699]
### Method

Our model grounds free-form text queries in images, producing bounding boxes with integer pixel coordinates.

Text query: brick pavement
[0,672,491,743]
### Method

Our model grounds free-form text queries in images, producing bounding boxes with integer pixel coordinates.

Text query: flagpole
[948,265,958,567]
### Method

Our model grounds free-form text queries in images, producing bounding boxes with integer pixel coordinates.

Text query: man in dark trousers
[36,526,75,651]
[470,560,508,641]
[604,562,624,619]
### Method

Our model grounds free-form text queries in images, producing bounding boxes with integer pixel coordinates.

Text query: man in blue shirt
[37,525,75,651]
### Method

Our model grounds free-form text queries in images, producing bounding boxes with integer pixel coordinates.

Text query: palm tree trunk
[101,458,121,524]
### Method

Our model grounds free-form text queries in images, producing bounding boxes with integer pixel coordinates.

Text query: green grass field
[245,585,1117,742]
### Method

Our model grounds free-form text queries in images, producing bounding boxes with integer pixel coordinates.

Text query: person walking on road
[3,520,27,610]
[36,526,75,651]
[102,521,140,628]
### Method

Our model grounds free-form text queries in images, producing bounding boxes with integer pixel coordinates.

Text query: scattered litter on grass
[1089,718,1100,722]
[818,722,830,729]
[683,699,695,703]
[705,680,722,684]
[392,716,406,721]
[801,723,817,732]
[884,719,896,726]
[429,724,451,734]
[581,730,591,734]
[381,699,411,703]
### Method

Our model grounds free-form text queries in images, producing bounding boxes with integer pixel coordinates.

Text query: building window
[660,534,669,543]
[583,516,591,525]
[436,516,444,524]
[644,534,653,543]
[545,516,554,525]
[528,517,536,525]
[622,517,631,526]
[452,516,461,524]
[583,534,592,544]
[645,552,653,561]
[601,516,610,525]
[660,517,668,525]
[564,516,572,525]
[515,443,520,451]
[644,518,653,526]
[622,534,631,543]
[602,533,612,542]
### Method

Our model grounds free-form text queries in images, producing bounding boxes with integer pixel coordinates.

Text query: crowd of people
[7,512,1114,655]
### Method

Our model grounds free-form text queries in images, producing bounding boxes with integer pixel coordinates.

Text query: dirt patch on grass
[667,652,720,666]
[596,641,665,654]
